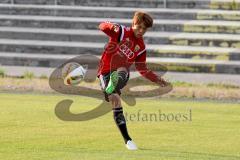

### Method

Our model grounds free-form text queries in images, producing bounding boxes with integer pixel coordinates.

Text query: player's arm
[99,21,122,39]
[135,51,169,87]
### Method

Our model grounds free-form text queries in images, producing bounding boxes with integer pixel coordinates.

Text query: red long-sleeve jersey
[98,21,159,83]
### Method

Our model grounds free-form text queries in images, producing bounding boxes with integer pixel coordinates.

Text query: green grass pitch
[0,93,239,160]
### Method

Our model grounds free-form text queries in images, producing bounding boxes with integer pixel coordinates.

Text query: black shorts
[98,72,129,102]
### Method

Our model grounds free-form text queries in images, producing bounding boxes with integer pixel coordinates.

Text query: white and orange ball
[62,62,87,85]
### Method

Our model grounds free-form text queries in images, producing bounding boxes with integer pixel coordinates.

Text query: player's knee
[117,67,128,73]
[108,94,121,108]
[116,69,129,90]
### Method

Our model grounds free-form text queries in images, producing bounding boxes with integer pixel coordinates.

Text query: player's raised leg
[105,67,128,95]
[105,71,118,94]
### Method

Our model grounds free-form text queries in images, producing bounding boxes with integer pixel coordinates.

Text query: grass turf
[0,93,240,160]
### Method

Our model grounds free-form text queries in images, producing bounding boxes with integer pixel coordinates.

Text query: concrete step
[0,65,55,77]
[146,32,240,49]
[0,39,103,55]
[0,15,240,34]
[147,57,240,74]
[210,0,240,10]
[2,0,240,10]
[196,9,240,21]
[166,32,240,48]
[0,52,240,74]
[0,0,211,9]
[0,52,74,67]
[0,0,10,4]
[2,65,240,86]
[147,44,240,60]
[0,27,239,49]
[0,0,55,5]
[0,27,108,43]
[0,39,239,60]
[0,4,240,21]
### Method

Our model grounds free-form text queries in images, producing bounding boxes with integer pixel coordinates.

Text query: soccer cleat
[105,71,119,94]
[126,140,138,150]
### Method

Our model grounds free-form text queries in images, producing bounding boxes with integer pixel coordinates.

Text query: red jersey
[98,21,159,83]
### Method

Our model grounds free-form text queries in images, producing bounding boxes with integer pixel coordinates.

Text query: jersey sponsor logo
[119,43,135,60]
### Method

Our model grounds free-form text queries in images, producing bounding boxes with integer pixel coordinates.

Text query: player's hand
[156,77,170,87]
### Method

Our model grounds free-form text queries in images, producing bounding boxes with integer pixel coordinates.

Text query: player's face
[132,22,147,38]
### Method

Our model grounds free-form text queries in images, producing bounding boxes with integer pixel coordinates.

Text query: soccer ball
[62,62,87,85]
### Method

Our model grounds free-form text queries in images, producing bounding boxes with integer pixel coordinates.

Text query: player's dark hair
[133,11,153,28]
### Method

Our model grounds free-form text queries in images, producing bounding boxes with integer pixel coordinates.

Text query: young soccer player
[97,11,169,150]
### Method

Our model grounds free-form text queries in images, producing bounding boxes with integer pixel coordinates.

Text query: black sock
[113,107,132,144]
[116,71,128,90]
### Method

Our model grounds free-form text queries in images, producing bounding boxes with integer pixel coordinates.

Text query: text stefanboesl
[124,109,192,122]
